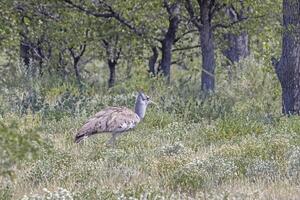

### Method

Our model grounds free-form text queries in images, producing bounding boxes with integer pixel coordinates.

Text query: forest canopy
[1,0,300,199]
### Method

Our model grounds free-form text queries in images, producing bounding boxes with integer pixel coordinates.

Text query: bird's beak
[149,100,158,106]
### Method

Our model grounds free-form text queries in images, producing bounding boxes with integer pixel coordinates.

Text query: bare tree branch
[163,0,172,15]
[174,29,198,43]
[173,45,201,52]
[64,0,143,36]
[212,16,247,30]
[210,3,226,18]
[64,0,113,18]
[185,0,202,29]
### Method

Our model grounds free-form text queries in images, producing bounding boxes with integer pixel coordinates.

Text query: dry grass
[0,58,299,199]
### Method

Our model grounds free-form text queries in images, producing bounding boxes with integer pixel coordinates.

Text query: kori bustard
[75,92,155,144]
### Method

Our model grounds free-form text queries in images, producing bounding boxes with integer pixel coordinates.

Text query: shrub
[156,142,186,157]
[245,159,279,181]
[0,121,51,179]
[170,156,238,191]
[23,151,73,186]
[286,146,300,181]
[0,183,12,200]
[208,114,264,142]
[21,187,73,200]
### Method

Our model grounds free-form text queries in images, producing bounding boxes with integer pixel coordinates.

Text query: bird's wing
[76,107,118,136]
[75,107,140,140]
[105,107,141,132]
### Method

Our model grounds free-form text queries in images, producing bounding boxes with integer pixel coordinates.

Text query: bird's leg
[106,133,117,147]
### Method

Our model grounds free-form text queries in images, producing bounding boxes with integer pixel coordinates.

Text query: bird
[74,92,155,145]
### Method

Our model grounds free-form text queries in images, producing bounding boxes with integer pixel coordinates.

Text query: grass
[0,58,300,199]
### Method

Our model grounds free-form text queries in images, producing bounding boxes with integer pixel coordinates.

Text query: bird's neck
[135,102,146,119]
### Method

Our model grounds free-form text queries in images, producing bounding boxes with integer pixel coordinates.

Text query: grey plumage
[75,92,153,144]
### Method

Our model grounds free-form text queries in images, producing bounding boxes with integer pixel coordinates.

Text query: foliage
[0,0,299,199]
[0,120,51,179]
[0,57,299,199]
[21,188,73,200]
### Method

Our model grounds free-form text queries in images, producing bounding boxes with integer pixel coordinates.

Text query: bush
[286,146,300,181]
[0,184,12,200]
[23,151,73,186]
[208,114,265,142]
[0,121,51,179]
[21,187,73,200]
[245,159,279,181]
[171,156,238,191]
[1,57,299,199]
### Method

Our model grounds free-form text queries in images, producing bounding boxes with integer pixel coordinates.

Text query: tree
[185,0,218,92]
[9,0,98,86]
[159,0,181,81]
[148,46,159,75]
[185,0,250,92]
[64,0,182,81]
[68,41,87,89]
[63,0,146,87]
[102,36,121,88]
[222,6,249,63]
[272,0,300,115]
[13,1,56,76]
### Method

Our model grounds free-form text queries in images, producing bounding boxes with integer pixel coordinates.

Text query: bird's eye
[146,96,150,100]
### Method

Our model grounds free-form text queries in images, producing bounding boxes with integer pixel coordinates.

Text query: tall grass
[0,57,299,199]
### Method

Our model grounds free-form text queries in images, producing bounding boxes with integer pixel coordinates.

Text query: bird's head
[135,91,156,119]
[136,91,156,106]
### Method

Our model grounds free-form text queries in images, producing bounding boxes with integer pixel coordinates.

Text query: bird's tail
[74,130,98,143]
[74,133,86,143]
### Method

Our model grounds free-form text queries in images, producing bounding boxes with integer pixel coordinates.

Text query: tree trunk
[199,2,215,92]
[20,40,30,67]
[161,39,173,81]
[108,59,116,88]
[69,44,86,89]
[160,1,180,82]
[19,13,31,70]
[223,32,249,63]
[58,50,68,80]
[20,39,30,68]
[102,38,120,88]
[36,44,44,76]
[20,38,38,78]
[222,7,250,63]
[73,58,82,88]
[273,0,300,115]
[148,46,158,76]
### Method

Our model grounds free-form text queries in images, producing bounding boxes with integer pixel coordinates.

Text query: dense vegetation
[0,0,300,199]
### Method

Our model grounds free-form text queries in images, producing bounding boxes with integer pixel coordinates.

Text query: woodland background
[0,0,300,199]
